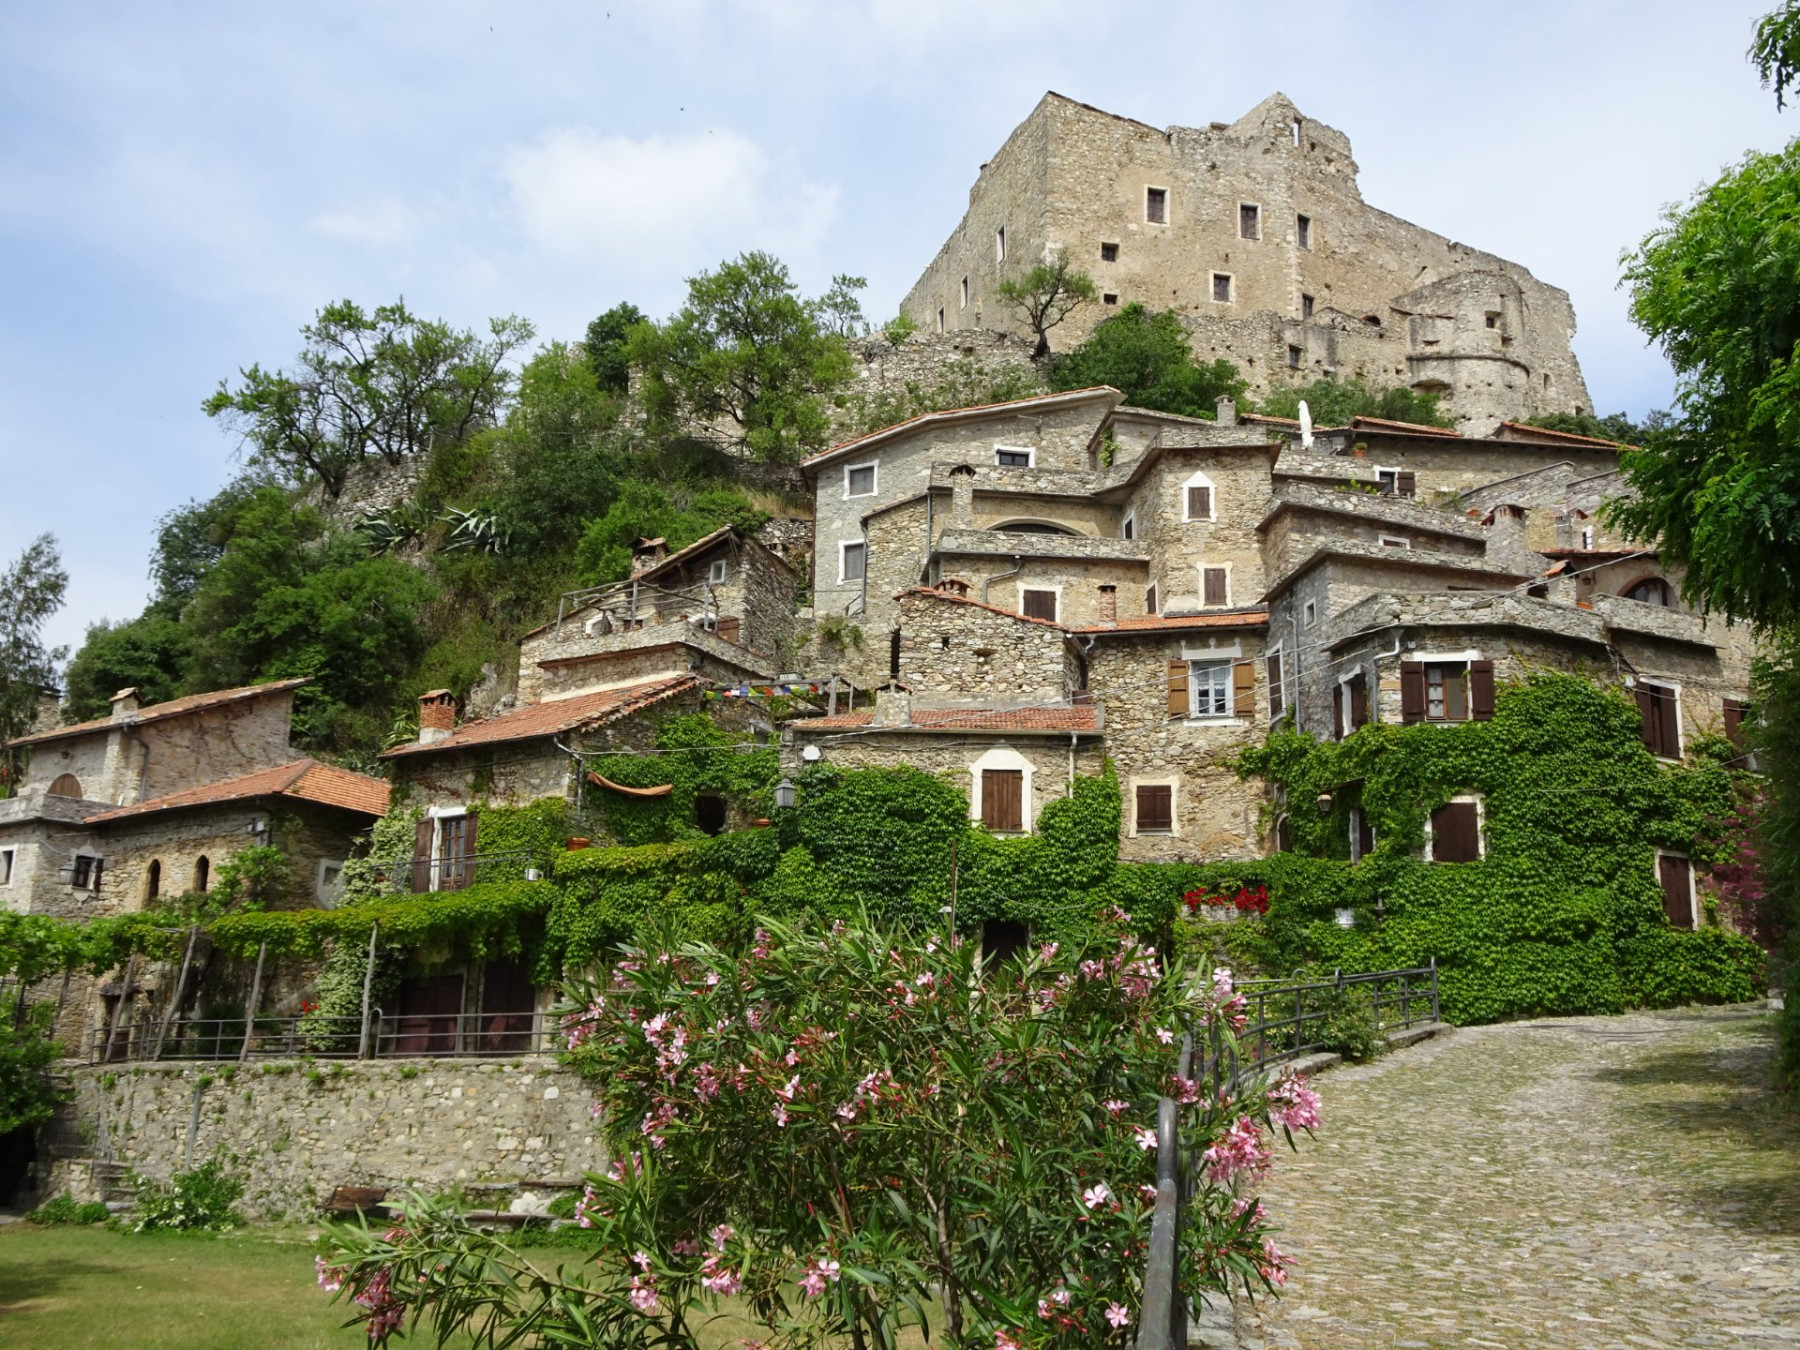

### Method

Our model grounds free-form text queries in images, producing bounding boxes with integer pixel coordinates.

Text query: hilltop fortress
[901,92,1592,436]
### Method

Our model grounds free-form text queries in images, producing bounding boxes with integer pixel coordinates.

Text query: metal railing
[88,1009,558,1063]
[1133,962,1442,1350]
[364,850,549,895]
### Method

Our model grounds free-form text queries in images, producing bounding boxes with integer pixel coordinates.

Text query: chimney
[418,690,457,745]
[630,536,668,578]
[1481,502,1540,576]
[32,686,63,734]
[949,464,976,529]
[873,689,912,728]
[109,687,141,721]
[1216,395,1238,427]
[1097,584,1118,624]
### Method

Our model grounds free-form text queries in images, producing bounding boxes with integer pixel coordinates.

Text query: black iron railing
[1133,962,1442,1350]
[87,1009,558,1063]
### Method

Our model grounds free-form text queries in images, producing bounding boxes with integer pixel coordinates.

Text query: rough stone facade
[44,1057,602,1219]
[901,92,1591,436]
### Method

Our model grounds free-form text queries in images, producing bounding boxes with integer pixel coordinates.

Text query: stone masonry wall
[894,589,1079,703]
[46,1057,603,1219]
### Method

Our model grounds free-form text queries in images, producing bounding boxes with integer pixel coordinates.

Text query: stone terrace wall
[46,1057,603,1219]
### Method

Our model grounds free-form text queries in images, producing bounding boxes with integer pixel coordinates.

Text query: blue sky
[1,1,1790,656]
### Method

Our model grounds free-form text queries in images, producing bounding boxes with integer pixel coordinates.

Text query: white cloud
[500,126,838,269]
[309,199,413,247]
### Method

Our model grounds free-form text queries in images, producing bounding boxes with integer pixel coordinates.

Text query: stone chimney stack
[949,464,976,529]
[418,690,457,745]
[1482,502,1541,576]
[1097,584,1117,624]
[32,687,63,735]
[1216,395,1238,427]
[109,687,141,721]
[630,536,669,578]
[873,689,912,728]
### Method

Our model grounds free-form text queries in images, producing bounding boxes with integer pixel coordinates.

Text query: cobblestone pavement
[1236,1006,1800,1350]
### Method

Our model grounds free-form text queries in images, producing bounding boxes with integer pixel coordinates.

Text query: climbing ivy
[580,713,779,845]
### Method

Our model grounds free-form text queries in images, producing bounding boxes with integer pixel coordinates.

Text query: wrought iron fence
[87,1009,559,1063]
[1133,962,1443,1350]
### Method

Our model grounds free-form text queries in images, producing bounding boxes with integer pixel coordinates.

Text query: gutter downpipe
[982,555,1025,605]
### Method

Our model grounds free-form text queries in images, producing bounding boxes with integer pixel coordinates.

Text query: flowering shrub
[125,1159,244,1232]
[318,912,1312,1348]
[1183,883,1271,917]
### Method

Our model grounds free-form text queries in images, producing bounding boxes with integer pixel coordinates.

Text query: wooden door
[982,770,1023,831]
[389,974,464,1056]
[1658,855,1694,928]
[478,961,536,1054]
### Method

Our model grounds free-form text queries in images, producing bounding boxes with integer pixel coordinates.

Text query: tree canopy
[1048,303,1244,417]
[994,252,1097,357]
[1753,0,1800,107]
[0,535,68,794]
[1257,375,1453,429]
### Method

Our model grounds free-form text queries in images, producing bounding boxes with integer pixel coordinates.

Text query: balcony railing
[364,849,550,895]
[87,1008,559,1063]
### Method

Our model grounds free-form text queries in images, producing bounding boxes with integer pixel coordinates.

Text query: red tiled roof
[1347,416,1462,439]
[801,387,1121,467]
[802,706,1101,733]
[87,758,389,823]
[381,676,699,758]
[1495,421,1628,449]
[9,678,309,749]
[1073,610,1270,634]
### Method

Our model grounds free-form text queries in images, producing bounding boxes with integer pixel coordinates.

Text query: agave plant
[440,505,508,555]
[356,502,432,555]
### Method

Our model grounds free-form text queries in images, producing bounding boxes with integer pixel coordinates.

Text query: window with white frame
[1211,273,1232,303]
[1188,659,1233,718]
[1133,780,1176,835]
[1266,645,1287,720]
[67,853,104,892]
[844,462,877,497]
[1020,588,1058,622]
[1239,203,1261,240]
[1122,511,1136,541]
[708,558,728,585]
[995,445,1033,467]
[1181,472,1216,521]
[1655,851,1696,928]
[1199,564,1231,608]
[1144,583,1158,615]
[839,541,866,583]
[1427,796,1485,863]
[316,860,345,907]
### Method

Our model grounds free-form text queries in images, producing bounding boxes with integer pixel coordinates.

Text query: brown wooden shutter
[716,615,741,645]
[1203,567,1228,607]
[1232,660,1255,717]
[1723,698,1746,747]
[1396,471,1417,498]
[1136,784,1172,832]
[1658,855,1694,927]
[1430,802,1480,863]
[1166,660,1189,717]
[412,818,434,893]
[1635,685,1657,751]
[1187,485,1212,519]
[982,770,1023,832]
[1266,652,1284,719]
[1469,660,1496,721]
[1400,662,1425,724]
[1356,809,1375,860]
[1021,590,1058,621]
[1332,682,1344,741]
[458,812,479,890]
[1656,686,1679,757]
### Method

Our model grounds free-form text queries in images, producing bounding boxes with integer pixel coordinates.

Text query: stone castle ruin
[902,92,1593,436]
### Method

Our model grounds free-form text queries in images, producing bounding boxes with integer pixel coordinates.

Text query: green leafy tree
[204,299,532,498]
[573,481,770,586]
[0,534,68,795]
[584,302,649,395]
[1049,303,1245,417]
[1753,0,1800,107]
[62,614,191,721]
[0,1006,64,1135]
[631,253,854,465]
[816,273,870,337]
[1522,410,1662,445]
[994,251,1098,357]
[1257,375,1453,429]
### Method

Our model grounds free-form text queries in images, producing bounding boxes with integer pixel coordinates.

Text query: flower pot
[566,838,591,851]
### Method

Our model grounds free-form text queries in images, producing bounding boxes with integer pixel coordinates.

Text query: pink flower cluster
[798,1255,841,1299]
[1266,1073,1322,1133]
[1201,1115,1271,1183]
[700,1224,742,1296]
[627,1250,658,1314]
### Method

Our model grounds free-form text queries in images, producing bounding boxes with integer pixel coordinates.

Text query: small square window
[1135,784,1173,833]
[1296,214,1312,249]
[1212,273,1232,303]
[1020,589,1058,622]
[995,446,1033,468]
[840,542,866,583]
[1379,535,1411,550]
[1100,242,1119,262]
[0,847,13,887]
[1239,203,1260,239]
[1485,311,1500,329]
[1303,600,1318,626]
[845,463,877,497]
[1301,293,1315,320]
[708,558,729,585]
[1102,293,1119,306]
[1287,344,1302,369]
[1200,565,1229,608]
[1184,483,1213,520]
[1122,512,1135,541]
[1146,187,1167,224]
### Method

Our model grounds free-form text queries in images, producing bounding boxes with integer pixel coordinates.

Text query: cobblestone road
[1237,1006,1800,1350]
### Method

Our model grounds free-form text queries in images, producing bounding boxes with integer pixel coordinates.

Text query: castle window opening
[694,795,728,837]
[1020,589,1058,622]
[0,848,12,886]
[1145,584,1158,615]
[839,541,866,584]
[995,445,1033,467]
[1296,214,1312,249]
[1375,467,1417,498]
[1485,311,1500,329]
[69,854,103,892]
[194,855,209,892]
[1200,565,1231,608]
[845,462,877,497]
[1287,345,1302,369]
[1301,293,1314,320]
[936,308,945,334]
[145,859,161,901]
[1146,187,1167,224]
[1303,600,1318,626]
[1581,526,1595,550]
[1362,314,1382,327]
[1379,535,1411,549]
[1291,119,1302,148]
[1211,273,1232,303]
[1122,511,1136,540]
[708,558,728,586]
[1103,293,1119,306]
[995,226,1006,262]
[1100,241,1119,262]
[960,276,969,309]
[1239,203,1260,240]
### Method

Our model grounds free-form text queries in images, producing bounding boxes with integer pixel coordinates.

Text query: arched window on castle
[145,859,161,902]
[194,856,210,893]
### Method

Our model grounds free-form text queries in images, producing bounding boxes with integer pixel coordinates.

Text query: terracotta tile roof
[8,678,309,749]
[1073,610,1270,634]
[87,758,389,823]
[899,585,1071,631]
[801,387,1121,468]
[1347,415,1462,439]
[1494,421,1628,449]
[802,706,1101,733]
[381,675,699,758]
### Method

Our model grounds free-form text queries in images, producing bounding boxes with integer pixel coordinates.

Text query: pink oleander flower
[710,1223,735,1249]
[1134,1126,1158,1151]
[773,1104,789,1127]
[751,929,773,959]
[702,1264,743,1297]
[996,1330,1026,1350]
[1082,1182,1112,1209]
[1102,1098,1129,1116]
[1258,1238,1294,1288]
[672,1237,701,1256]
[1139,1182,1159,1201]
[1105,1302,1131,1329]
[628,1276,658,1314]
[1155,1027,1175,1045]
[798,1257,841,1299]
[1039,941,1058,960]
[1202,1115,1271,1182]
[1267,1074,1322,1132]
[315,1256,345,1292]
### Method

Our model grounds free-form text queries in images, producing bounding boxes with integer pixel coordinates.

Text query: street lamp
[774,778,797,811]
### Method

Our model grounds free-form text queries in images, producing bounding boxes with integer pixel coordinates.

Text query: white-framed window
[1145,186,1168,224]
[1019,587,1059,622]
[839,541,867,584]
[1198,563,1231,609]
[994,444,1034,468]
[1581,526,1595,550]
[1425,795,1485,863]
[66,853,104,892]
[1211,272,1233,304]
[316,859,345,907]
[1654,850,1698,929]
[1188,659,1233,719]
[1379,535,1411,549]
[1375,466,1402,494]
[1239,202,1261,240]
[971,746,1034,834]
[1122,511,1136,541]
[960,276,969,309]
[1130,777,1179,837]
[844,461,878,498]
[996,226,1007,262]
[1635,678,1683,760]
[708,558,729,585]
[1181,471,1216,521]
[1303,599,1318,626]
[0,847,13,887]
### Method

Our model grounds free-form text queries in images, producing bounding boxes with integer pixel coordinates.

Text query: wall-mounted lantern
[774,778,797,811]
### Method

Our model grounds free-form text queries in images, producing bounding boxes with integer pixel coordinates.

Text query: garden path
[1235,1005,1800,1350]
